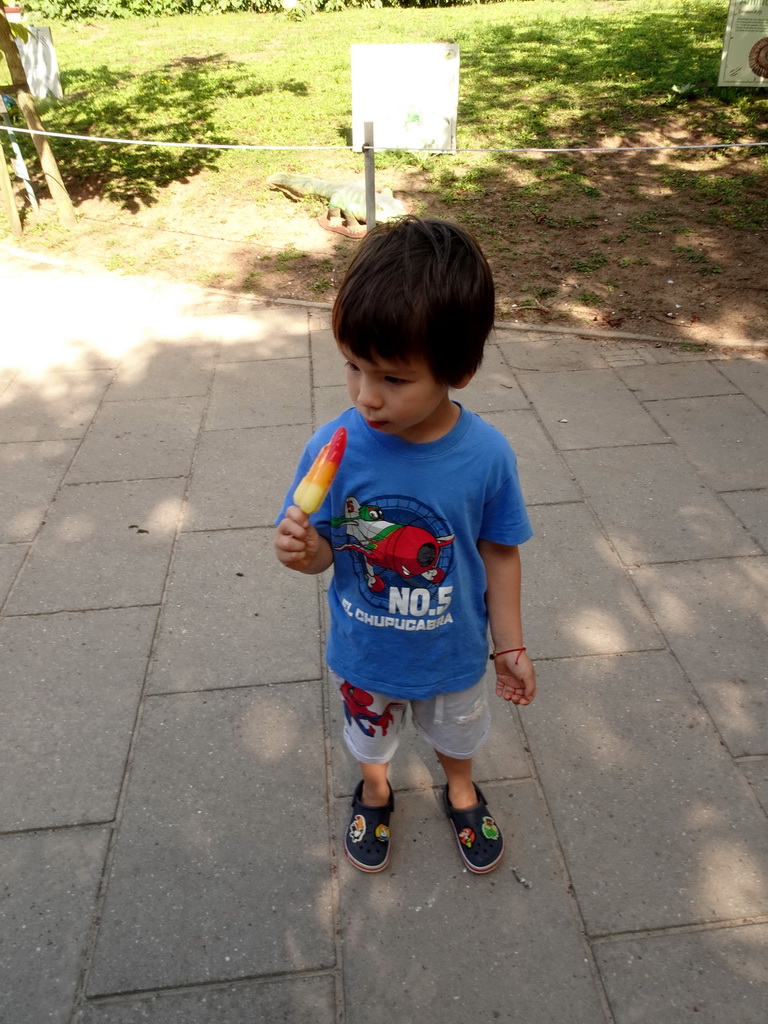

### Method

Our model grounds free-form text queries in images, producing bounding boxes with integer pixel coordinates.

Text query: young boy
[274,216,535,875]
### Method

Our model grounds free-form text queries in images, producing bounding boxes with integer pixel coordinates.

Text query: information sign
[719,0,768,87]
[351,44,460,152]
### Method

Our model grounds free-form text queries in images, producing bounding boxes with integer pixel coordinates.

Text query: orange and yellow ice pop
[293,426,347,514]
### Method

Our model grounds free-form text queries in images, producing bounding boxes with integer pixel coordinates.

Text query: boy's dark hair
[332,216,495,387]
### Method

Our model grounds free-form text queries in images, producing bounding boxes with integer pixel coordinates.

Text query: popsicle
[293,426,347,514]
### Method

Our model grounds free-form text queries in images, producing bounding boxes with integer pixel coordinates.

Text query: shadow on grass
[457,4,768,145]
[404,144,768,341]
[450,0,768,214]
[15,54,309,211]
[5,3,767,341]
[396,3,768,339]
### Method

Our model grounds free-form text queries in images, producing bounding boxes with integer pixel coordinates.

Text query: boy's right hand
[274,505,324,572]
[493,650,537,706]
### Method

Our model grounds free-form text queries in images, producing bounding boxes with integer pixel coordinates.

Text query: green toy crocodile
[267,172,406,237]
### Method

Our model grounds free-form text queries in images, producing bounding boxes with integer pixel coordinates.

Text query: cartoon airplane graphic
[332,496,454,592]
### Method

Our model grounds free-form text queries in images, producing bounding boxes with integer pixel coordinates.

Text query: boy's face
[338,344,472,444]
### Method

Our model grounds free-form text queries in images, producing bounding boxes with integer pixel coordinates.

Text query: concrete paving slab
[716,358,768,413]
[461,344,530,412]
[4,258,767,1024]
[613,360,740,401]
[721,490,768,551]
[0,439,78,542]
[496,331,610,371]
[309,307,331,327]
[0,369,113,442]
[310,327,343,387]
[595,923,768,1024]
[1,261,233,373]
[0,607,158,830]
[523,504,663,658]
[148,528,321,693]
[655,347,728,362]
[6,479,185,615]
[88,685,334,996]
[602,356,647,368]
[521,653,768,936]
[0,543,26,606]
[213,304,310,362]
[645,395,768,491]
[106,342,216,401]
[0,369,18,396]
[486,409,582,505]
[740,758,768,816]
[563,445,761,565]
[602,342,666,365]
[182,424,307,531]
[66,396,207,484]
[309,309,332,333]
[206,359,311,431]
[336,781,608,1024]
[329,667,532,798]
[314,384,351,426]
[79,975,337,1024]
[0,828,110,1024]
[633,558,768,757]
[516,368,668,449]
[617,343,722,365]
[52,283,295,363]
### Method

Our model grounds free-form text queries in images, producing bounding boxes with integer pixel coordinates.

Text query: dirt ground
[7,129,767,350]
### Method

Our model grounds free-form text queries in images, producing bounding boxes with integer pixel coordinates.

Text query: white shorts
[332,672,491,764]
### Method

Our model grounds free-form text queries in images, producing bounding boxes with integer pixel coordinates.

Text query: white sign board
[351,43,459,152]
[15,27,63,100]
[719,0,768,87]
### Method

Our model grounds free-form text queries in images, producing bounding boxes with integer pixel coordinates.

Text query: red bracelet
[490,647,526,664]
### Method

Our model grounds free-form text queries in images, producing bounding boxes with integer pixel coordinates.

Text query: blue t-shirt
[278,405,532,700]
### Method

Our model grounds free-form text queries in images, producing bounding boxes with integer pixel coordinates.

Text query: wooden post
[0,139,22,236]
[1,94,37,212]
[0,13,75,228]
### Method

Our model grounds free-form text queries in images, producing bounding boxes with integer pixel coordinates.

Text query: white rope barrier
[453,142,768,153]
[0,125,349,150]
[1,123,768,154]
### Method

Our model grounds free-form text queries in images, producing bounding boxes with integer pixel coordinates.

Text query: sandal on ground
[344,781,394,873]
[443,783,505,874]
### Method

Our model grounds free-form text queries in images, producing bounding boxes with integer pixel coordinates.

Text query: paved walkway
[1,250,767,1024]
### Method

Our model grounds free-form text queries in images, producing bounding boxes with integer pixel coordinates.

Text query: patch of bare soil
[7,132,767,350]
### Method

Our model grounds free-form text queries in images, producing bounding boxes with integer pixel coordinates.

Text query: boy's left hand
[494,650,536,706]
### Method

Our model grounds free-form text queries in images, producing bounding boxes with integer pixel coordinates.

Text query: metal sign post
[363,121,375,233]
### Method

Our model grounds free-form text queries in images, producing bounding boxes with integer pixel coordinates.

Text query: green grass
[617,255,649,267]
[6,1,761,210]
[571,252,609,273]
[672,245,711,264]
[275,243,307,267]
[672,245,724,274]
[4,0,768,339]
